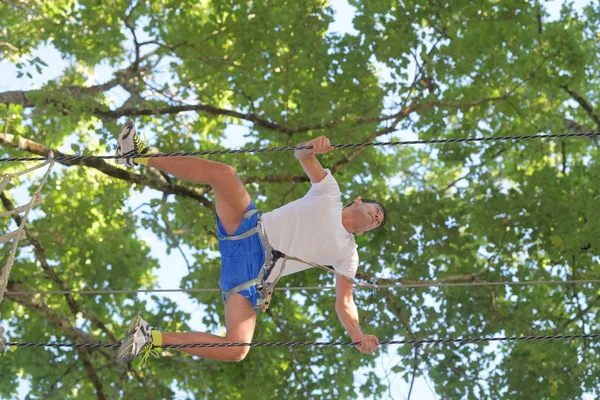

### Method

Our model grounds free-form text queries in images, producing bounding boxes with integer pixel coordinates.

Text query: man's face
[351,198,384,234]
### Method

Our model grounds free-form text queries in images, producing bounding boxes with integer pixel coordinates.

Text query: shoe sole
[117,334,135,362]
[121,119,134,140]
[118,119,138,157]
[117,315,142,362]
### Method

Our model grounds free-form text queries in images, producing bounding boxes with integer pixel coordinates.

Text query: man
[116,119,387,363]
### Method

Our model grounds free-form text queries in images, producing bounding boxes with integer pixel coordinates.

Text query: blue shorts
[217,201,265,312]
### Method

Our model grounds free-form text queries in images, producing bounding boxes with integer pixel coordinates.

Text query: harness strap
[217,209,262,241]
[253,253,290,310]
[257,217,275,269]
[222,277,262,301]
[218,226,261,241]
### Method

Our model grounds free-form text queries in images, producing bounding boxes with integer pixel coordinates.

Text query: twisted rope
[1,131,598,163]
[4,278,600,297]
[0,175,11,193]
[6,158,56,176]
[4,333,599,350]
[0,197,42,218]
[0,154,54,305]
[0,229,26,245]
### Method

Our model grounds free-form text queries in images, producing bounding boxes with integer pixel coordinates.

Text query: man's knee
[223,294,256,362]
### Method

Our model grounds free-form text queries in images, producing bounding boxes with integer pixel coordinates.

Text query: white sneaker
[117,315,155,363]
[115,118,149,166]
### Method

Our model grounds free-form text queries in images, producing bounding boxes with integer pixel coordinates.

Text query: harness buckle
[255,251,286,312]
[255,282,274,312]
[257,250,286,291]
[263,293,272,311]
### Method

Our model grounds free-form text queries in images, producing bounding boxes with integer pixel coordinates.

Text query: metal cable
[5,279,600,296]
[1,131,598,163]
[5,333,599,350]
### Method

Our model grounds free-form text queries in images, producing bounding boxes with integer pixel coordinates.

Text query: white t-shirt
[261,169,359,281]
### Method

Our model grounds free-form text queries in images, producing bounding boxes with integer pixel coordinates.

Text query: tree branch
[0,78,124,108]
[0,50,158,111]
[563,118,590,134]
[5,281,107,344]
[561,86,600,129]
[97,102,337,134]
[554,295,600,334]
[121,1,142,70]
[77,349,108,400]
[241,174,309,184]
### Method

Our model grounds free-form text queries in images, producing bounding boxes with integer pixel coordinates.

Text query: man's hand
[295,136,334,161]
[353,334,379,354]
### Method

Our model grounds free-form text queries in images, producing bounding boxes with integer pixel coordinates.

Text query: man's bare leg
[160,294,257,362]
[144,158,256,360]
[147,156,250,234]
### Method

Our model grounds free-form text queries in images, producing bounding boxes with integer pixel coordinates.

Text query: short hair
[344,198,388,231]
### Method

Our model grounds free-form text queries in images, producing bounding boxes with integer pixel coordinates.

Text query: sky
[0,0,594,399]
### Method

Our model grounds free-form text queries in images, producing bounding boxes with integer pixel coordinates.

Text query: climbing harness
[219,208,295,312]
[219,209,377,312]
[219,208,284,311]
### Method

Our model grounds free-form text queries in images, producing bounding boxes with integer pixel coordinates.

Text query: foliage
[1,0,600,398]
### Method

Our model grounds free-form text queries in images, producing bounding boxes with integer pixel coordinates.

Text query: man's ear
[354,197,362,205]
[357,231,364,235]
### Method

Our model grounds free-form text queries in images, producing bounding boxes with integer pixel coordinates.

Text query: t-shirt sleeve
[307,169,341,198]
[333,248,359,279]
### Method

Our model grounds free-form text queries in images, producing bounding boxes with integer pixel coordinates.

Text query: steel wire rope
[4,333,599,350]
[5,278,600,297]
[1,131,599,163]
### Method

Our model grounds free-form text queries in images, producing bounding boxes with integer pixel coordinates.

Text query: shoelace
[128,135,150,166]
[139,344,161,367]
[133,135,147,150]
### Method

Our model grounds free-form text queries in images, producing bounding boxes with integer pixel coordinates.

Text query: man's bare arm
[294,136,334,183]
[335,275,379,354]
